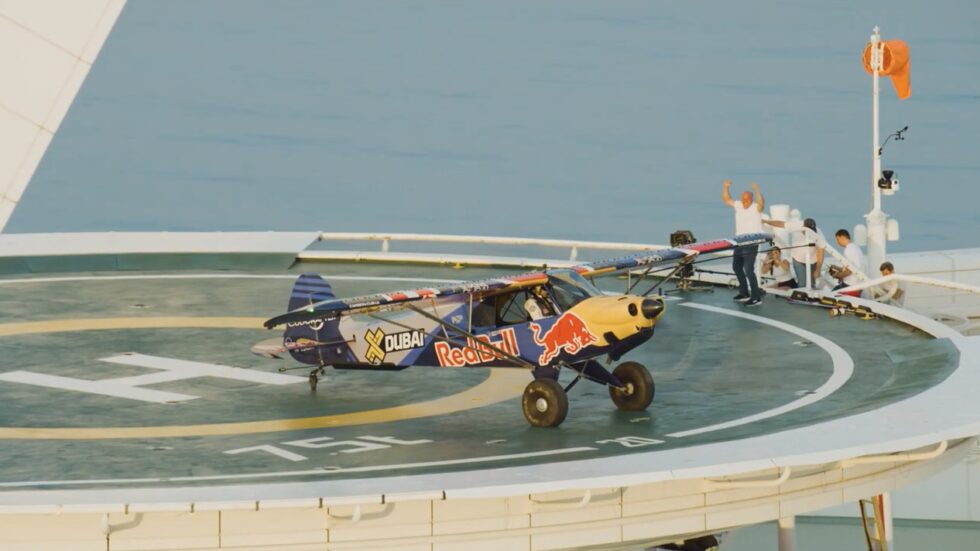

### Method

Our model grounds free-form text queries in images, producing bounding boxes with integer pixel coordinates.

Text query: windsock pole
[870,27,882,214]
[865,26,888,275]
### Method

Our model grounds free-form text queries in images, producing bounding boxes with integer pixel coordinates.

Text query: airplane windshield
[547,270,601,311]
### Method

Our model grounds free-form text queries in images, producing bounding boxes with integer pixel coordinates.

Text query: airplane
[256,232,771,427]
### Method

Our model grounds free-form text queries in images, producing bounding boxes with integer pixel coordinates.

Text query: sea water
[9,0,980,255]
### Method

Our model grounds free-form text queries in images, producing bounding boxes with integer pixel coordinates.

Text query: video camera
[670,231,696,279]
[877,169,899,196]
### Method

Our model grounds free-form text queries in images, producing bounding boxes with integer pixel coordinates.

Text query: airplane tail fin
[284,273,340,365]
[288,272,336,311]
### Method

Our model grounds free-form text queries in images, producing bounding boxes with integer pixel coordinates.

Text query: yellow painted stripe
[0,317,265,337]
[0,368,527,440]
[0,316,528,440]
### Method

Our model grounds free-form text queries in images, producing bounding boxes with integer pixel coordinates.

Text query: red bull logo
[530,312,598,365]
[290,338,319,350]
[434,328,520,367]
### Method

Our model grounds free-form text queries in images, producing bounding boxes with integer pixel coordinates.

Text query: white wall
[0,0,127,231]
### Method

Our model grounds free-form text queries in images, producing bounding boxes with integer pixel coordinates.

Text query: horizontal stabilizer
[251,338,287,359]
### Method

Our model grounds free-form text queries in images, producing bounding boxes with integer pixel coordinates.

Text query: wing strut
[640,257,695,296]
[626,263,658,294]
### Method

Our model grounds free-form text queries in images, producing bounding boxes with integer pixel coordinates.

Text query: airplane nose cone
[641,297,665,319]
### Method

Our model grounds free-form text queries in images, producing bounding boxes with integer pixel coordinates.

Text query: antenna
[878,125,909,156]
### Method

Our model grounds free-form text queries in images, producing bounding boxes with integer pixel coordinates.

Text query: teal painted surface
[0,265,954,490]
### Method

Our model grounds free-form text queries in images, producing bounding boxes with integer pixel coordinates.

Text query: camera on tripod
[662,230,712,295]
[670,230,696,279]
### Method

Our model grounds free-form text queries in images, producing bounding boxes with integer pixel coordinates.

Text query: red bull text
[530,312,599,365]
[435,328,520,367]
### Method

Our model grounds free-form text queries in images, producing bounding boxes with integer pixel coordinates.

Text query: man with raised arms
[722,179,765,307]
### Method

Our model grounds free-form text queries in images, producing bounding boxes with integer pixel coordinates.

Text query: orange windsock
[863,39,911,99]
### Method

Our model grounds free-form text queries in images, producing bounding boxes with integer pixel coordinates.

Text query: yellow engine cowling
[567,295,665,346]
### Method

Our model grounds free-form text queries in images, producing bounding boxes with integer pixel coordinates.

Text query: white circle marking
[667,302,855,438]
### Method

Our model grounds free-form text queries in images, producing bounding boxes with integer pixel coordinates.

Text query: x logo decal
[364,328,385,364]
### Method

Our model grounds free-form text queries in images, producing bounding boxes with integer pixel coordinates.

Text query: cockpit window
[471,287,557,329]
[547,269,601,311]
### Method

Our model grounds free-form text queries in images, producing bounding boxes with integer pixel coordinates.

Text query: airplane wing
[574,232,771,277]
[263,271,550,329]
[263,232,772,329]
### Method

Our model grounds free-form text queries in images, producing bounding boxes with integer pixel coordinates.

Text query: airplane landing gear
[308,367,325,391]
[608,361,654,411]
[522,378,569,428]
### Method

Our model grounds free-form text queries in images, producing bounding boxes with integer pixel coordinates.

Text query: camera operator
[762,218,825,289]
[761,246,796,289]
[830,229,866,296]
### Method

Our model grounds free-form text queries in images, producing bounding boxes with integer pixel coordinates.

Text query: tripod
[663,264,714,295]
[663,230,714,295]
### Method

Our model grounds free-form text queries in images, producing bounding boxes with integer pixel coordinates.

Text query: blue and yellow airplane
[258,233,770,427]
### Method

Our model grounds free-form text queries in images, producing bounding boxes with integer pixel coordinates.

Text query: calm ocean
[10,1,980,254]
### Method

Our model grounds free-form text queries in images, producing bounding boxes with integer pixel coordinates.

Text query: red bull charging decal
[530,312,598,365]
[435,328,520,367]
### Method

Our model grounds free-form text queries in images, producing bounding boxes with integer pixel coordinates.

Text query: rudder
[288,272,336,311]
[284,273,343,365]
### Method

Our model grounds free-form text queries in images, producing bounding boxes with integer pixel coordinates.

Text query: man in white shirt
[763,217,826,289]
[721,179,764,306]
[831,229,866,296]
[871,261,906,306]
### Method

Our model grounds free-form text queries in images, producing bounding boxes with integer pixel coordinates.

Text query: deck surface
[0,264,958,494]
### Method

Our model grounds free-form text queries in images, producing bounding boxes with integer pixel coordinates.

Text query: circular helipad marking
[0,316,528,440]
[667,302,855,438]
[0,273,854,443]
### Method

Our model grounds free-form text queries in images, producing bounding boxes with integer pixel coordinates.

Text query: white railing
[840,274,980,334]
[841,274,980,297]
[305,232,668,264]
[306,231,881,293]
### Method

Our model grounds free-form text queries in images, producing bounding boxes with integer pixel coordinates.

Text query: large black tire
[608,361,654,411]
[522,378,569,427]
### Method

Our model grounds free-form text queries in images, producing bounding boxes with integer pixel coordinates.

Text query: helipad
[0,234,977,550]
[0,266,957,487]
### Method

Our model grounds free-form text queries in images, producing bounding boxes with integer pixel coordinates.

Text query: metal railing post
[778,516,796,551]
